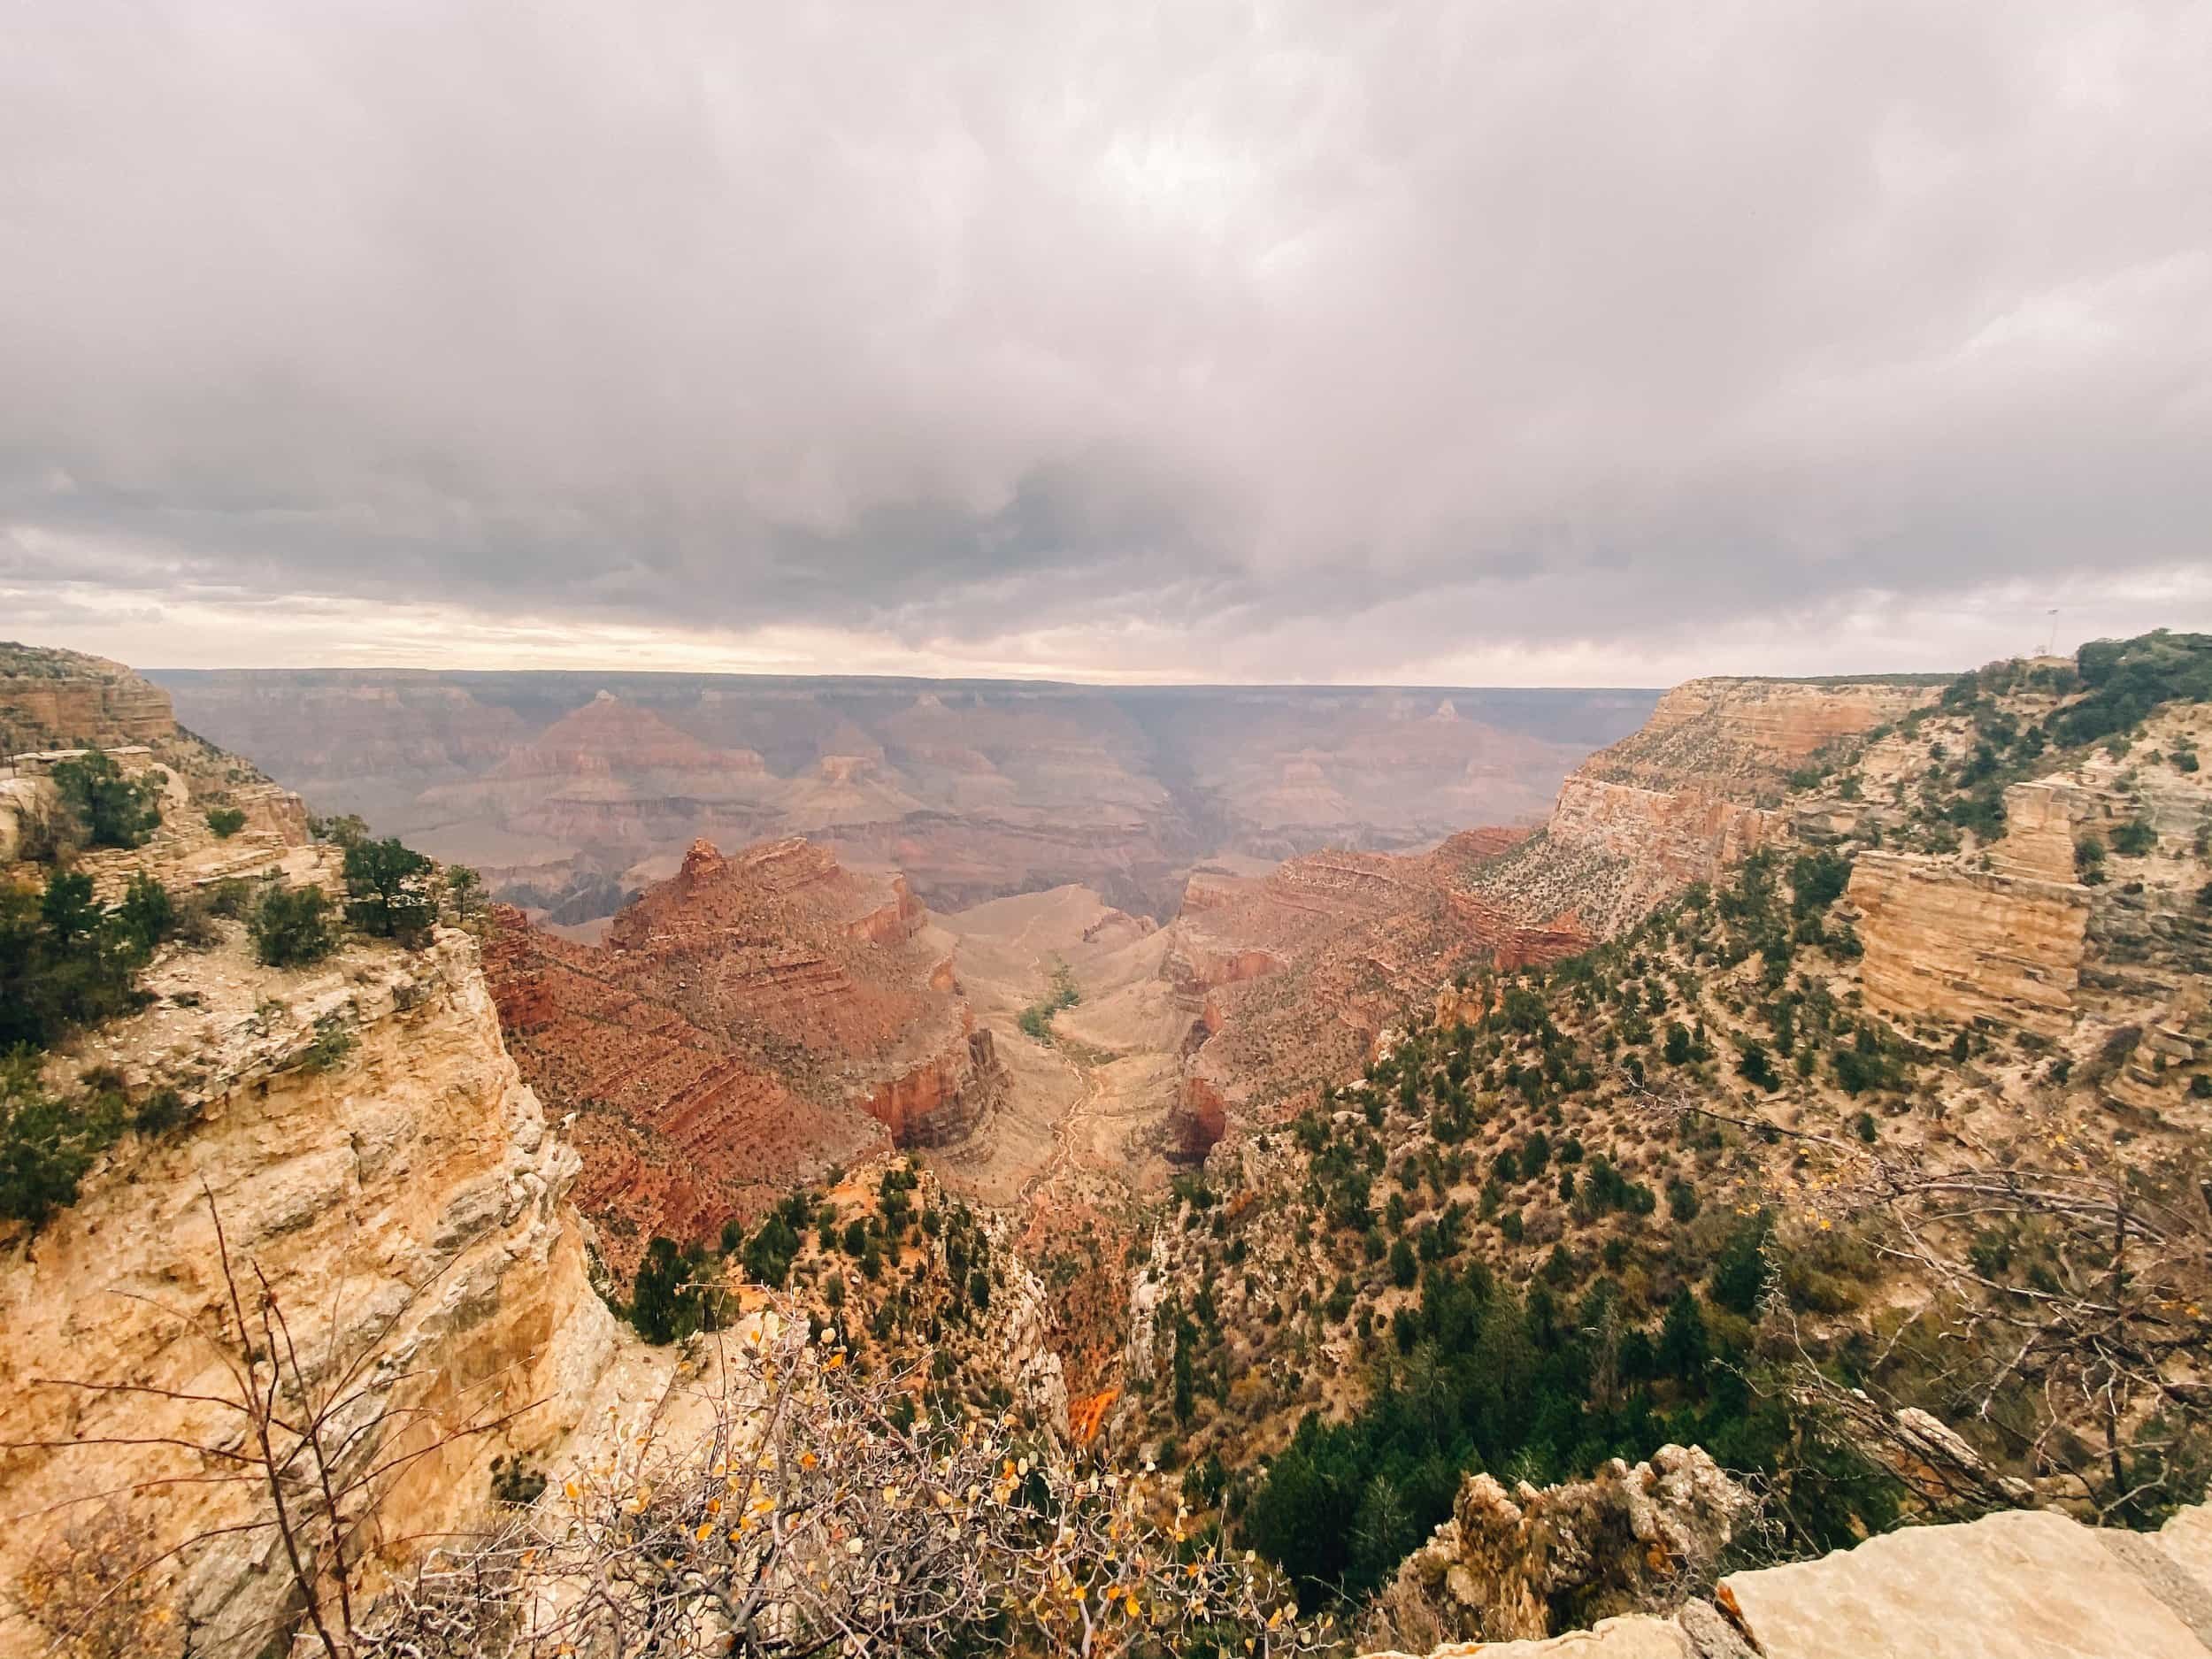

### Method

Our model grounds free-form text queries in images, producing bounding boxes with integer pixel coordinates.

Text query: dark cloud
[4,1,2208,679]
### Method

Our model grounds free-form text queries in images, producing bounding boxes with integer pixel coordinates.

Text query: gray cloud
[4,0,2209,679]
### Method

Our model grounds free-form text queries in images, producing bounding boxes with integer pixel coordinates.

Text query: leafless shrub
[1633,1079,2212,1522]
[361,1302,1338,1659]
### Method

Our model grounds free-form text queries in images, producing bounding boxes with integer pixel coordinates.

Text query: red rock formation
[862,1030,1003,1146]
[1157,827,1575,1140]
[485,835,1005,1275]
[1067,1387,1120,1448]
[1165,1075,1228,1162]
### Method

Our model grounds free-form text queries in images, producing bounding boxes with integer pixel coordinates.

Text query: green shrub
[742,1213,803,1287]
[2110,818,2157,856]
[489,1455,548,1507]
[2057,632,2212,746]
[299,1014,357,1073]
[50,750,161,849]
[630,1236,703,1343]
[1389,1236,1417,1287]
[115,871,174,956]
[131,1087,190,1136]
[1709,1210,1773,1317]
[0,1058,130,1230]
[250,884,338,968]
[1737,1041,1779,1092]
[205,879,254,919]
[204,806,248,839]
[1666,1177,1701,1224]
[1,874,149,1050]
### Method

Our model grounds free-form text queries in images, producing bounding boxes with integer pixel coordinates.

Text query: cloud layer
[5,1,2209,680]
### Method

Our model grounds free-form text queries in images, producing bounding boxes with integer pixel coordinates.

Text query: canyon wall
[1159,828,1573,1138]
[1847,853,2092,1038]
[1502,676,1942,937]
[0,926,620,1655]
[1582,677,1942,795]
[1,644,177,748]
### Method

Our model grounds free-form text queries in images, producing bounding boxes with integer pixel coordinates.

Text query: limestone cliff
[1847,851,2091,1038]
[1845,699,2210,1044]
[1478,676,1940,937]
[0,924,621,1656]
[1361,1448,1755,1654]
[0,641,177,749]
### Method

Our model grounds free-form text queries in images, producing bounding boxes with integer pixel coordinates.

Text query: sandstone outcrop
[0,925,620,1656]
[486,837,1005,1277]
[1989,778,2130,882]
[1,642,177,748]
[1475,676,1939,938]
[1583,677,1939,795]
[1361,1493,2212,1659]
[1363,1447,1756,1654]
[1847,852,2092,1037]
[1547,777,1780,915]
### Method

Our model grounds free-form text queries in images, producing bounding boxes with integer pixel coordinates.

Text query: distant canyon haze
[153,671,1657,929]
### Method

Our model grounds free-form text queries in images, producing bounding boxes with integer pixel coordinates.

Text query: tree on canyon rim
[342,836,437,941]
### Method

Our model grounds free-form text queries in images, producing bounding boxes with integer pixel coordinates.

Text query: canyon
[7,638,2212,1659]
[155,668,1655,926]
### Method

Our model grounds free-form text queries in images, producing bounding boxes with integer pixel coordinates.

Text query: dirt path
[1017,1033,1107,1207]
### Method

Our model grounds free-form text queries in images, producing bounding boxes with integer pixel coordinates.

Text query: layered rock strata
[487,837,1004,1275]
[159,669,1656,925]
[1847,853,2092,1038]
[1479,677,1940,937]
[1,643,177,747]
[1159,829,1570,1146]
[0,926,619,1656]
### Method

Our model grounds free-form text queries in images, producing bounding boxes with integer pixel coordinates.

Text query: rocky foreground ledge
[1363,1488,2212,1659]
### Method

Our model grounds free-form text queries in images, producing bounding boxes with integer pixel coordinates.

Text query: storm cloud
[4,1,2209,680]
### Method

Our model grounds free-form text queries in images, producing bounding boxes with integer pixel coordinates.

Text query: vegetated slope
[157,668,1656,924]
[1157,828,1587,1153]
[2,642,309,879]
[484,835,1008,1279]
[1122,634,2211,1638]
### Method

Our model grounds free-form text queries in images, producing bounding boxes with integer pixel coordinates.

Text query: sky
[4,2,2209,687]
